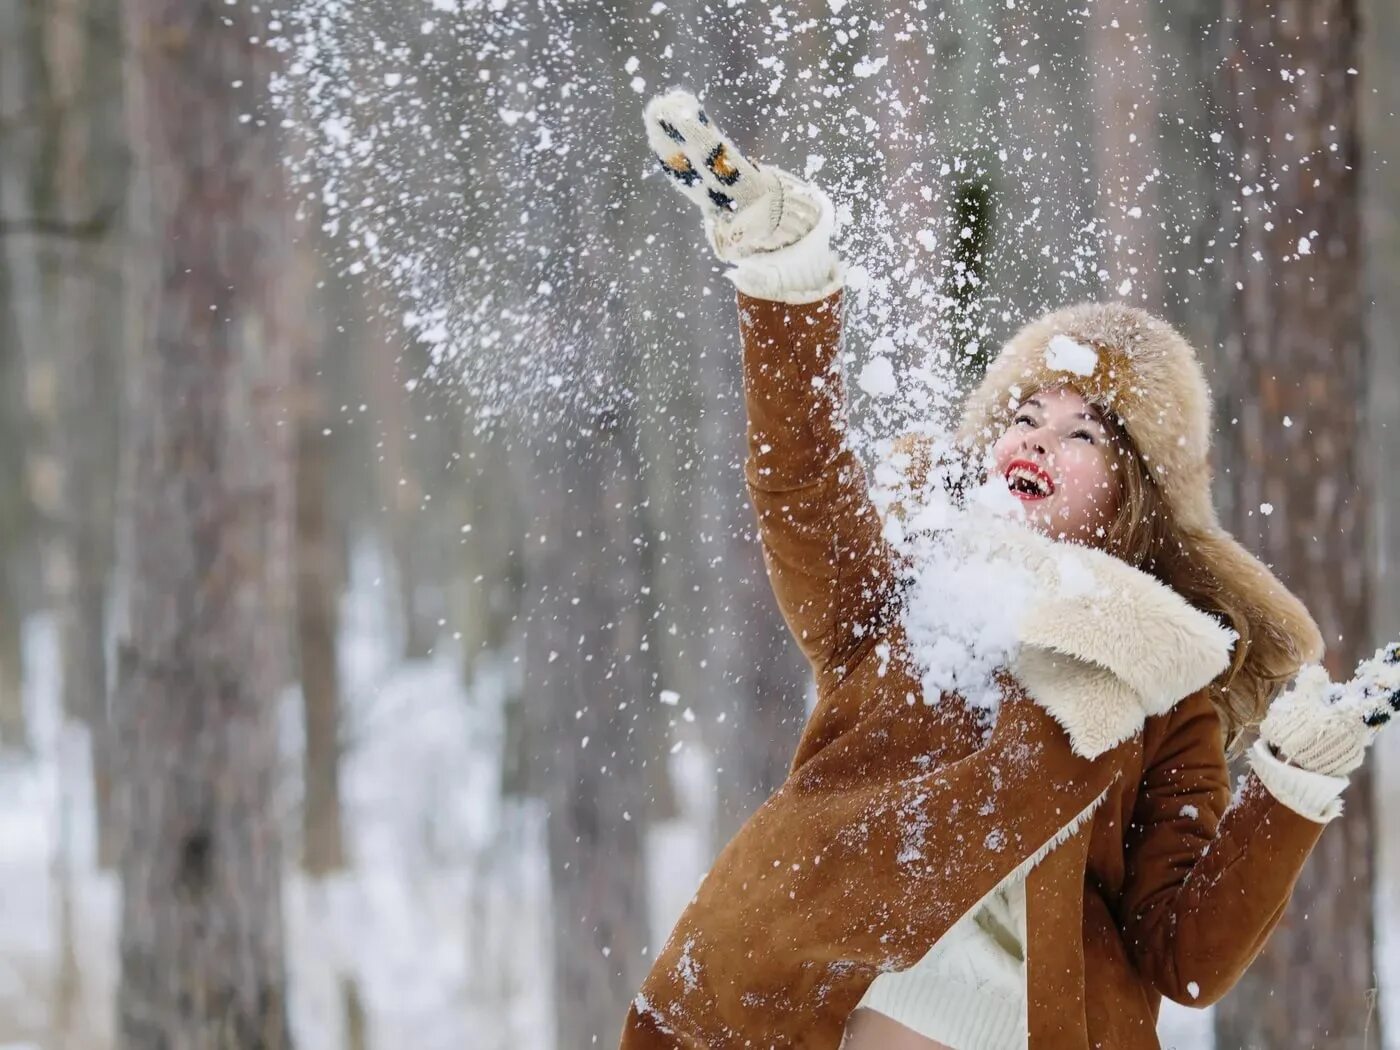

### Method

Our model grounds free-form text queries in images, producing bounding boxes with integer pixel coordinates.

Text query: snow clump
[1045,334,1099,377]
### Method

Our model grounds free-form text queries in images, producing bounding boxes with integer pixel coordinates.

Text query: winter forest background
[1,0,1398,1047]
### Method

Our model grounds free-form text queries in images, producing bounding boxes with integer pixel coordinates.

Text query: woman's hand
[642,89,842,304]
[1259,641,1400,776]
[642,88,823,260]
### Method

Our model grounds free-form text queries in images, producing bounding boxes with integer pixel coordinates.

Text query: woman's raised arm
[736,289,900,677]
[642,90,899,677]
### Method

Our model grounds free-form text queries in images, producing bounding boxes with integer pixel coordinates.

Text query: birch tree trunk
[1212,2,1377,1044]
[114,1,294,1045]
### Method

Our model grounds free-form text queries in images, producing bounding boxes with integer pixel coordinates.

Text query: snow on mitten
[642,89,827,270]
[1259,640,1400,777]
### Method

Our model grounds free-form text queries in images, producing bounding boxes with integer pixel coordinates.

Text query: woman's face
[991,384,1122,545]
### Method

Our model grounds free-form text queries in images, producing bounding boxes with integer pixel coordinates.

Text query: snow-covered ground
[2,548,1398,1048]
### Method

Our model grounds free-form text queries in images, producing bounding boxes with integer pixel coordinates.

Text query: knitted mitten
[642,89,841,303]
[1259,640,1400,776]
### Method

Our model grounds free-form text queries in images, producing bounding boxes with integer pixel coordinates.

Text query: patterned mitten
[642,89,831,281]
[1259,640,1400,776]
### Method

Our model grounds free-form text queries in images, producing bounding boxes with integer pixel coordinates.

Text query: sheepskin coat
[617,290,1331,1049]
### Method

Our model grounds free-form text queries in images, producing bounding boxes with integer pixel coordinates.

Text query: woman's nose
[1021,434,1046,456]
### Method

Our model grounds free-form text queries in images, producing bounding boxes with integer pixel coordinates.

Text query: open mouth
[1005,460,1055,502]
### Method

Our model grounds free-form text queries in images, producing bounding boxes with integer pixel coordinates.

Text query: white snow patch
[896,485,1040,717]
[1046,334,1099,377]
[857,355,898,399]
[852,55,889,78]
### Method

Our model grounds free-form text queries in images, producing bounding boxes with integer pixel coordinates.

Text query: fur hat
[945,301,1324,711]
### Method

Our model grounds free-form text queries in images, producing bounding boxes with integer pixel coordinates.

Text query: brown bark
[0,0,46,754]
[1089,0,1164,305]
[114,1,294,1046]
[293,241,346,878]
[0,204,30,753]
[1212,2,1377,1044]
[359,296,438,661]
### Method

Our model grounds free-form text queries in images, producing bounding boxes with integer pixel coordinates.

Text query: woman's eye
[1014,414,1034,426]
[1072,430,1095,444]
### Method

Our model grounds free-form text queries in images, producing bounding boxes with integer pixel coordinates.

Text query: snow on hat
[950,300,1324,711]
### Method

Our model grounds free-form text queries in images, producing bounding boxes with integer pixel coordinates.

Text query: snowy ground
[1,551,1398,1048]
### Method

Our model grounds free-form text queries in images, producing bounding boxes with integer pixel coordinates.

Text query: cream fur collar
[985,517,1237,758]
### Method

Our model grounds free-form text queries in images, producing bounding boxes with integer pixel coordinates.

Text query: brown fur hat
[947,301,1323,698]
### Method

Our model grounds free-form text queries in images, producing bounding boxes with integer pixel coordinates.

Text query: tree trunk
[1362,4,1400,1036]
[522,404,656,1047]
[46,0,126,868]
[0,199,31,754]
[1212,3,1378,1045]
[359,296,438,661]
[114,1,294,1046]
[1089,0,1164,305]
[293,240,346,878]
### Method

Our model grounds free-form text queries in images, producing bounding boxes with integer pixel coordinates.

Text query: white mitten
[642,89,843,303]
[1259,640,1400,776]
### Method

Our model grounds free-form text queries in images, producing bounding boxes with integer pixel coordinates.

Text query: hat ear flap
[1184,525,1325,722]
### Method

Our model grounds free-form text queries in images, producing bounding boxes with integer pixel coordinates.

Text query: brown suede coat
[618,291,1330,1049]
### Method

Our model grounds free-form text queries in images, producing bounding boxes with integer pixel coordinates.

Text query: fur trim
[949,302,1323,708]
[1011,649,1162,761]
[979,517,1236,758]
[1014,537,1238,713]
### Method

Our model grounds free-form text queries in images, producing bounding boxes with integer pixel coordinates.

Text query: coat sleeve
[1117,690,1331,1007]
[736,288,900,677]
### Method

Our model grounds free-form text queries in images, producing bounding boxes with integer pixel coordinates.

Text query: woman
[618,89,1399,1050]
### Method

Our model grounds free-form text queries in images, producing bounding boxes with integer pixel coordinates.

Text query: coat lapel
[980,516,1236,758]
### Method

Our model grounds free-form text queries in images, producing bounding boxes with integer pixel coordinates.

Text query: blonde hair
[1093,409,1287,756]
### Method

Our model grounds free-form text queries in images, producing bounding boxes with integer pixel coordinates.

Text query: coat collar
[975,514,1237,758]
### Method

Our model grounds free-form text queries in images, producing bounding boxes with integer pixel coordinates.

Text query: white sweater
[853,739,1348,1049]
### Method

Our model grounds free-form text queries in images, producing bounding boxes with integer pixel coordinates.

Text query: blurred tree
[520,404,658,1046]
[0,0,51,755]
[114,0,294,1045]
[1211,1,1378,1044]
[0,248,30,753]
[291,232,347,877]
[1089,0,1164,306]
[47,0,127,867]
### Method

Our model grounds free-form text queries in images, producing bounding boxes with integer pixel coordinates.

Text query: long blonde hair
[1093,409,1286,756]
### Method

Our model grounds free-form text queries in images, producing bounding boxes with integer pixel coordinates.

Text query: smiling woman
[991,385,1124,546]
[623,89,1400,1050]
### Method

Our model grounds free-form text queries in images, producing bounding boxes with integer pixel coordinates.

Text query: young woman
[619,90,1400,1050]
